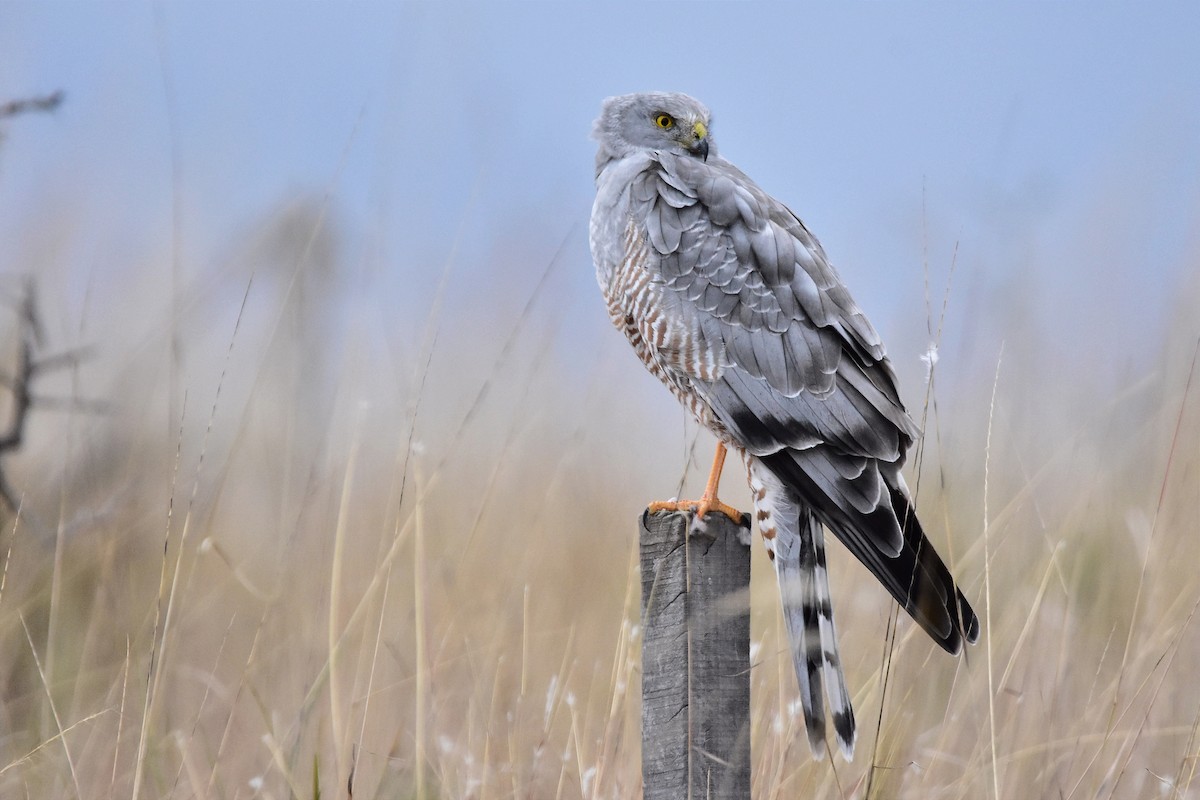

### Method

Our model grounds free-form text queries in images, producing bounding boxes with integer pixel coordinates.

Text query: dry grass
[0,198,1197,800]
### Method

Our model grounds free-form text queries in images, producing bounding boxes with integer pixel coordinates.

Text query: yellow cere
[693,121,707,139]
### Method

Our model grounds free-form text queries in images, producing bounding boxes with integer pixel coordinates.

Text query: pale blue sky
[1,4,1198,392]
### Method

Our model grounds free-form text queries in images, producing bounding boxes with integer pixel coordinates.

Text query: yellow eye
[654,113,675,129]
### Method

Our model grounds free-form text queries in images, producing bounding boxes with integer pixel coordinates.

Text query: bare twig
[0,282,39,510]
[0,279,100,513]
[0,91,64,121]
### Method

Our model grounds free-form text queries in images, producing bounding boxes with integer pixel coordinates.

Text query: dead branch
[0,279,101,514]
[0,91,65,122]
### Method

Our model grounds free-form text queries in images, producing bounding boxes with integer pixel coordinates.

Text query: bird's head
[593,92,713,171]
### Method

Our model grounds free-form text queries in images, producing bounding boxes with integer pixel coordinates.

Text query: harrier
[589,91,978,758]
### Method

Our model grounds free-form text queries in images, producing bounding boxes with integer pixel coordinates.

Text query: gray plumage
[590,91,979,759]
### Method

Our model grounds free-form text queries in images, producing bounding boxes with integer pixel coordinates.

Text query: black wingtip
[962,598,982,645]
[759,450,980,657]
[892,487,983,654]
[936,587,980,654]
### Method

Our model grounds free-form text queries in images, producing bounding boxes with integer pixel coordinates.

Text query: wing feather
[625,149,977,654]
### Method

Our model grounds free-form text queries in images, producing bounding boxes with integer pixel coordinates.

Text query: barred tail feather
[773,509,857,759]
[775,523,827,757]
[810,519,856,758]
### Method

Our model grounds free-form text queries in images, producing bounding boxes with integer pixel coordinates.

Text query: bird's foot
[647,495,745,526]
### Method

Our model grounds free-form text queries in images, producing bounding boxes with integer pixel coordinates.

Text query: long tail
[749,456,856,758]
[774,508,856,759]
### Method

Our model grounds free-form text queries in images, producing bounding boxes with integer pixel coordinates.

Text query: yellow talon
[647,443,744,524]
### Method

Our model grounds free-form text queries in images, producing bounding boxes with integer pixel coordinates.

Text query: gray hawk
[588,91,979,759]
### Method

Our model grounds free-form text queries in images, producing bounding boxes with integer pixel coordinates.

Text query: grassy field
[0,200,1197,800]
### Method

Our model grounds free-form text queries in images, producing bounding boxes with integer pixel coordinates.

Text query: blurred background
[0,4,1197,799]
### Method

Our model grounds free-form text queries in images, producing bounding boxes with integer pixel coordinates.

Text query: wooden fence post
[640,508,752,800]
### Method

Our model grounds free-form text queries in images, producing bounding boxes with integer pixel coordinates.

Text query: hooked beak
[690,121,709,161]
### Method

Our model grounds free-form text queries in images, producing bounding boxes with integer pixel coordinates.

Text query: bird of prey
[589,91,978,759]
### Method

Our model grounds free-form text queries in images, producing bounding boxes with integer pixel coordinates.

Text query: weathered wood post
[640,509,752,800]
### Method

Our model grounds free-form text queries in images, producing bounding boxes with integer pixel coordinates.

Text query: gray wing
[632,152,978,652]
[634,152,915,456]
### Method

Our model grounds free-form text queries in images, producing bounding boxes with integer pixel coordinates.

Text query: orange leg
[648,442,744,524]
